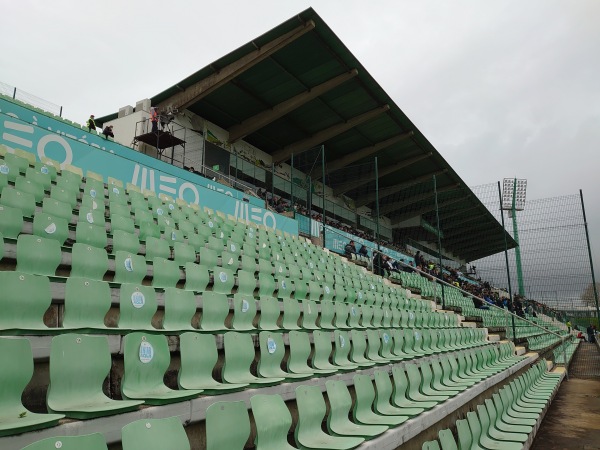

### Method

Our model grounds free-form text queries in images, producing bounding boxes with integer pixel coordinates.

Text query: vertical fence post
[290,153,294,217]
[580,189,600,325]
[433,175,445,309]
[321,145,326,247]
[12,87,16,99]
[271,163,275,209]
[561,335,569,380]
[59,106,63,118]
[375,156,380,251]
[498,181,517,343]
[308,176,313,240]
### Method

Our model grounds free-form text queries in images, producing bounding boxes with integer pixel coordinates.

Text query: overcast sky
[2,0,599,277]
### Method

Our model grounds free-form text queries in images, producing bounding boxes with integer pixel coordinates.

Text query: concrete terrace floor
[531,343,600,450]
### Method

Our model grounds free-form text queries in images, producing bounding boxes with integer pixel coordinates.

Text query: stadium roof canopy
[98,7,515,262]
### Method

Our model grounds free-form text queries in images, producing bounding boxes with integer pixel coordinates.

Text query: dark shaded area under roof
[97,7,515,262]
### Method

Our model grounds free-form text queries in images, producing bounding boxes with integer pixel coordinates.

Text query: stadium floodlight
[501,178,527,296]
[501,178,527,212]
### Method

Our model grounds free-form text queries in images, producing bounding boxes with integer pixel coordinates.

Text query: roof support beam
[271,104,390,164]
[378,184,459,216]
[333,152,432,196]
[228,69,359,143]
[310,131,414,179]
[442,228,496,246]
[390,197,464,226]
[354,169,446,208]
[158,20,316,111]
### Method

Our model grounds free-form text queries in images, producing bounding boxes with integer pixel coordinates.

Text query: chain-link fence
[0,81,62,117]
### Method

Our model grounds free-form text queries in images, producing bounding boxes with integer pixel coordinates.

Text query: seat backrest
[294,385,327,437]
[231,293,257,331]
[114,251,147,284]
[0,271,50,332]
[122,416,190,450]
[206,401,250,450]
[21,433,108,450]
[63,277,110,329]
[222,332,254,381]
[121,333,170,397]
[145,236,171,260]
[70,243,109,280]
[16,234,61,276]
[0,337,35,416]
[259,296,281,330]
[47,334,112,412]
[352,374,376,417]
[438,429,458,450]
[178,333,220,390]
[199,291,229,331]
[250,394,297,450]
[466,412,482,448]
[118,284,158,330]
[211,266,235,294]
[287,330,312,373]
[162,288,196,331]
[455,419,472,450]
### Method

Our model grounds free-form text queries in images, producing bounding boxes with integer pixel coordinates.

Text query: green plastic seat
[206,401,251,450]
[111,230,140,255]
[0,271,51,334]
[178,332,247,393]
[63,277,111,331]
[391,366,438,409]
[20,433,107,450]
[47,333,143,418]
[199,247,218,267]
[332,330,359,371]
[236,269,256,296]
[121,416,190,450]
[16,234,61,276]
[212,266,235,294]
[16,177,45,202]
[467,410,523,450]
[222,332,284,386]
[0,155,25,181]
[438,429,458,450]
[0,337,64,436]
[258,331,311,380]
[353,374,409,426]
[301,299,319,329]
[75,222,108,249]
[184,262,210,292]
[145,236,171,260]
[365,329,390,364]
[151,257,181,288]
[405,364,450,403]
[1,186,36,217]
[349,330,376,368]
[42,197,72,221]
[118,284,158,331]
[373,370,424,417]
[231,293,257,331]
[0,203,23,238]
[173,241,196,265]
[312,330,339,372]
[110,214,136,235]
[258,296,281,330]
[325,380,388,439]
[288,331,335,377]
[282,297,301,330]
[199,291,230,332]
[251,394,299,450]
[421,362,461,398]
[122,332,202,404]
[484,398,532,434]
[319,301,335,330]
[70,243,109,280]
[114,251,147,284]
[162,287,196,332]
[295,384,365,449]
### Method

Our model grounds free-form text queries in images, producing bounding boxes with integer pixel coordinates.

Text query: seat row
[0,270,461,334]
[1,331,515,440]
[422,360,562,450]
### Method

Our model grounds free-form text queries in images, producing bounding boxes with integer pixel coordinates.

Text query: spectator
[358,245,369,257]
[86,114,97,132]
[372,251,385,276]
[344,240,356,258]
[102,125,114,139]
[150,107,159,133]
[566,321,572,333]
[587,324,596,344]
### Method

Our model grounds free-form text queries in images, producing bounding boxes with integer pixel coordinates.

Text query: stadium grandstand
[0,7,597,450]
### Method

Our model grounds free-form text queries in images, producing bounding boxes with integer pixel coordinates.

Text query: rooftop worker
[102,125,114,139]
[150,107,159,133]
[86,114,97,132]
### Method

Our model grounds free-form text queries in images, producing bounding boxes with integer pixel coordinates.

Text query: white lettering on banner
[234,200,277,229]
[159,175,177,194]
[332,239,345,252]
[206,183,234,197]
[178,182,199,204]
[3,119,34,148]
[37,134,73,167]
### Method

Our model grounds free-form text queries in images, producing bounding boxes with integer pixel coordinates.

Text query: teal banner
[0,98,298,235]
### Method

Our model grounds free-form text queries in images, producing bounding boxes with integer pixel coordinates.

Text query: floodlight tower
[501,178,527,296]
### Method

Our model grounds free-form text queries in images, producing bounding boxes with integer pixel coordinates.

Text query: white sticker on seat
[139,341,154,363]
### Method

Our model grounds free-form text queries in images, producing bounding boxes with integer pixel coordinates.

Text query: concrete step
[488,334,501,342]
[461,321,477,328]
[515,346,527,356]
